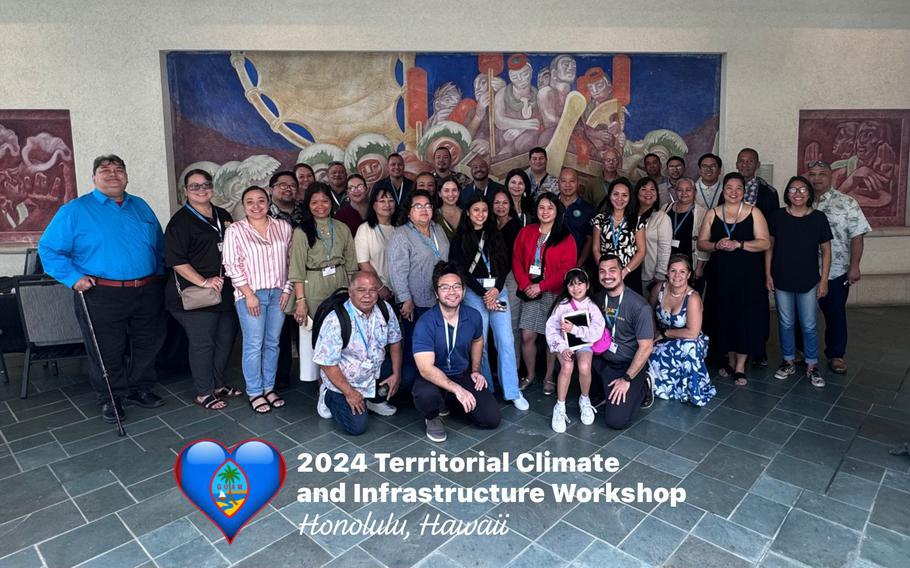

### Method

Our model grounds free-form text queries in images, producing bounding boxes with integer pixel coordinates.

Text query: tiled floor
[0,307,908,568]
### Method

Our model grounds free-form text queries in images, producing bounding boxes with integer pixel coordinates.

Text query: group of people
[37,145,870,441]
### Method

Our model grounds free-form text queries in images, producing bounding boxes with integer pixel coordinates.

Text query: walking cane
[77,291,126,437]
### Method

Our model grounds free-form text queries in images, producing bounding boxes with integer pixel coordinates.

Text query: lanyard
[477,232,492,273]
[347,303,375,349]
[375,224,386,240]
[331,191,345,207]
[721,202,744,240]
[444,315,459,370]
[409,222,441,258]
[391,180,404,204]
[698,181,720,210]
[533,232,549,265]
[604,291,623,337]
[672,205,694,236]
[609,216,626,250]
[185,204,222,239]
[317,220,335,260]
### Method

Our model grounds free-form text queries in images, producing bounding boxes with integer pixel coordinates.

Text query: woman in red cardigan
[513,192,577,395]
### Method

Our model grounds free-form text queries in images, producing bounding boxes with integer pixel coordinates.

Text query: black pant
[276,314,298,388]
[73,281,166,403]
[170,308,238,397]
[593,358,647,430]
[412,370,501,429]
[818,273,850,359]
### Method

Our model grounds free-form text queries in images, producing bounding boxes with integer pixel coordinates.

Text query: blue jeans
[775,286,819,365]
[462,288,521,401]
[324,389,369,436]
[235,288,286,397]
[817,273,849,359]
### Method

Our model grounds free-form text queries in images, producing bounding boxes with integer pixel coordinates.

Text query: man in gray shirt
[592,254,654,429]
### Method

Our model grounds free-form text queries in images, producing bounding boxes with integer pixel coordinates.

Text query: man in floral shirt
[808,161,871,374]
[313,272,402,435]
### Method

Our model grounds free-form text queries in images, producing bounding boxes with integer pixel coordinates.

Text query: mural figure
[493,54,541,159]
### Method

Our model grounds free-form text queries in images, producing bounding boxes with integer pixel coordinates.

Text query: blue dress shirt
[38,189,164,288]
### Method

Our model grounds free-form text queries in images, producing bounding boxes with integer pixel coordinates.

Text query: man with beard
[591,255,654,429]
[431,147,470,188]
[526,147,560,197]
[460,154,503,206]
[412,262,501,442]
[267,171,299,226]
[665,155,686,201]
[694,153,723,210]
[372,153,413,205]
[326,161,348,210]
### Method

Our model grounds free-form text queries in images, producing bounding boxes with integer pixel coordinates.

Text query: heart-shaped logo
[174,439,286,543]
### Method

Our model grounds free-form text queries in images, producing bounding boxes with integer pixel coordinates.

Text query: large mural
[798,109,910,228]
[0,110,77,248]
[166,51,722,217]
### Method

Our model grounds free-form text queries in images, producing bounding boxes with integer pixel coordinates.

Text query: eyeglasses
[272,182,297,191]
[787,186,810,194]
[806,160,830,169]
[411,203,433,211]
[437,284,463,293]
[348,184,367,192]
[186,182,214,192]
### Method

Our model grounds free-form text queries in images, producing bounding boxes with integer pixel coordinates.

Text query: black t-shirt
[669,207,695,259]
[768,208,833,293]
[164,205,235,312]
[592,288,654,364]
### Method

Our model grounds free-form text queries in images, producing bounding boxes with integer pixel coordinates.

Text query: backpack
[311,288,392,349]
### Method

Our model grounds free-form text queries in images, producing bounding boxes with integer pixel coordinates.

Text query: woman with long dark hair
[435,177,463,240]
[591,178,647,293]
[512,192,577,394]
[450,195,528,410]
[354,186,399,302]
[636,177,672,292]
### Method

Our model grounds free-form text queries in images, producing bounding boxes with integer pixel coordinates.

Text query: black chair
[16,278,86,398]
[23,248,43,276]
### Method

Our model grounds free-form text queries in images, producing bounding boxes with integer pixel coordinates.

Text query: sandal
[542,377,556,396]
[718,365,734,378]
[733,372,748,387]
[249,395,271,414]
[214,386,243,398]
[519,377,535,391]
[195,394,227,410]
[264,391,285,408]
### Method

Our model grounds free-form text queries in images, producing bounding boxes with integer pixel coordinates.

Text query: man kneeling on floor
[312,272,402,435]
[413,262,502,442]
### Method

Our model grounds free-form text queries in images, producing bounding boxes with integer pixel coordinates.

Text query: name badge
[608,343,619,354]
[217,242,224,252]
[322,266,337,277]
[671,239,680,248]
[529,265,542,277]
[480,278,496,289]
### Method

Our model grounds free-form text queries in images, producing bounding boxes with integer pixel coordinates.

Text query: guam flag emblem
[211,460,249,518]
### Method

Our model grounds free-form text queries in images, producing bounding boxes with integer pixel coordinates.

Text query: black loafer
[101,398,126,424]
[125,390,165,409]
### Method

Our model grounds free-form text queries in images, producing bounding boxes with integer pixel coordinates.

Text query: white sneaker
[512,394,530,411]
[551,403,570,433]
[366,400,397,416]
[317,384,332,419]
[579,396,597,425]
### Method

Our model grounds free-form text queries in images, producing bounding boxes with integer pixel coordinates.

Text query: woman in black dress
[697,172,770,386]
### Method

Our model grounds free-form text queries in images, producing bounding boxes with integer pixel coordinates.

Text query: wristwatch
[739,240,745,249]
[621,373,632,383]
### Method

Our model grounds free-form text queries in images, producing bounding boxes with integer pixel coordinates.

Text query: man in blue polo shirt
[412,261,501,442]
[558,166,594,268]
[39,154,166,425]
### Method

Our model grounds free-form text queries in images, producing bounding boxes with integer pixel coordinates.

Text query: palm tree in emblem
[218,464,241,508]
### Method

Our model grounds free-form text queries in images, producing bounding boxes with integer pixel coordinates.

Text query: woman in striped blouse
[223,186,293,414]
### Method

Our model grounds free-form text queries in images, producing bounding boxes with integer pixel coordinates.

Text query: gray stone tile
[413,551,463,568]
[536,521,594,562]
[571,540,648,568]
[635,446,698,478]
[860,415,910,447]
[665,536,753,568]
[438,517,532,568]
[870,486,910,537]
[611,461,682,512]
[695,443,770,489]
[624,419,683,450]
[78,541,151,568]
[652,500,705,531]
[127,471,175,501]
[51,438,169,487]
[723,431,782,458]
[489,479,578,539]
[860,524,910,568]
[600,436,649,463]
[155,536,228,568]
[643,400,708,431]
[361,428,422,455]
[1,466,68,524]
[0,456,19,479]
[678,472,747,517]
[771,508,861,568]
[668,433,717,462]
[703,407,763,434]
[8,432,54,453]
[564,501,645,545]
[688,421,729,441]
[800,417,857,441]
[38,514,132,568]
[323,546,386,568]
[213,511,296,563]
[731,493,790,537]
[827,472,880,511]
[360,505,455,567]
[507,544,567,568]
[693,513,770,563]
[0,547,42,568]
[840,458,885,483]
[137,518,202,558]
[766,408,805,427]
[118,487,196,537]
[618,515,686,565]
[781,429,850,469]
[826,407,868,429]
[0,500,84,557]
[759,552,807,567]
[0,408,85,441]
[722,389,781,418]
[778,393,832,420]
[765,453,835,493]
[796,491,868,531]
[847,438,910,473]
[882,470,910,494]
[470,424,551,458]
[531,433,603,462]
[13,442,67,470]
[750,475,803,507]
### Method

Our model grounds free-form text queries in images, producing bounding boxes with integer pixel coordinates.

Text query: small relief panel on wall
[0,109,77,248]
[798,109,910,228]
